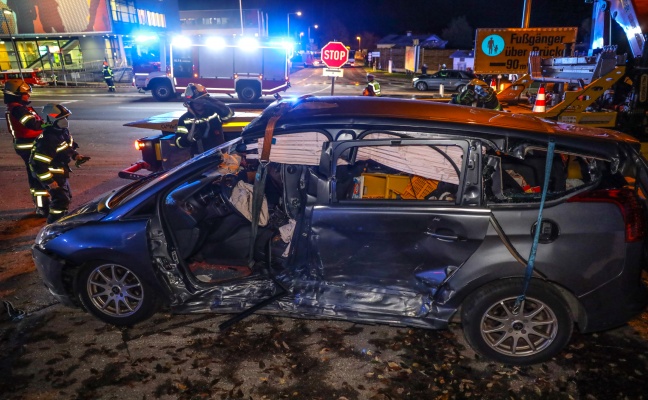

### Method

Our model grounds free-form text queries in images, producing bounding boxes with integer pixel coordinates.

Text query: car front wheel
[77,262,161,326]
[461,280,573,365]
[415,82,428,91]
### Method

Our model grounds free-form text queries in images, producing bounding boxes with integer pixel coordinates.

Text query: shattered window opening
[483,146,607,204]
[334,138,463,201]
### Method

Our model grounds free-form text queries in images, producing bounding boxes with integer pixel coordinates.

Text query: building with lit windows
[0,0,179,78]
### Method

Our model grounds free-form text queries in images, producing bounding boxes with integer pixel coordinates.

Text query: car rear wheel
[456,84,466,93]
[77,262,160,326]
[415,82,428,91]
[461,280,573,365]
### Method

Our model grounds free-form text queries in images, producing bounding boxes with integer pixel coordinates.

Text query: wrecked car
[32,96,648,365]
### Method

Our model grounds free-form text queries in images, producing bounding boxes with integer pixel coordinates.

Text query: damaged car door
[302,136,491,323]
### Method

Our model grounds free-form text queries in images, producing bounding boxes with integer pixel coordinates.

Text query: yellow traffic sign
[474,27,578,74]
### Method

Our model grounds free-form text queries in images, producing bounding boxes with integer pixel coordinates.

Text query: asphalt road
[1,70,647,399]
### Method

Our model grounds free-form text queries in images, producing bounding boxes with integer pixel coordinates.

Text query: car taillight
[568,188,646,242]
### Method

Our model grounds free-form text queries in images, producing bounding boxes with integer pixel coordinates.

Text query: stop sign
[321,41,349,69]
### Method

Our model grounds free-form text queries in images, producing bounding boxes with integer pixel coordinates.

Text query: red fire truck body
[134,38,291,102]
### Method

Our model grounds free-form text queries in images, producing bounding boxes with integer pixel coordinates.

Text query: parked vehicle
[412,69,477,92]
[134,38,291,102]
[0,68,48,87]
[303,52,323,68]
[345,50,356,67]
[33,96,648,365]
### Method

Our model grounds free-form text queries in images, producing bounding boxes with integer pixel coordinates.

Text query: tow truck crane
[496,0,648,138]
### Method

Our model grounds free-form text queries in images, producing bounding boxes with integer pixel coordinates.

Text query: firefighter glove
[75,155,91,168]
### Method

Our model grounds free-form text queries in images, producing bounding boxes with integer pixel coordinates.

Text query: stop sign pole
[321,41,348,95]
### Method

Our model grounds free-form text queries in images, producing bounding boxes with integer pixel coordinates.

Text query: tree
[442,16,473,49]
[356,32,380,52]
[321,18,351,47]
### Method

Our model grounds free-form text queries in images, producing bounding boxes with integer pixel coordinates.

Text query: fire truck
[494,0,648,138]
[134,37,291,102]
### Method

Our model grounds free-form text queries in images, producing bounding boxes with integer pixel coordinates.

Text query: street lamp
[356,36,361,52]
[238,0,244,35]
[308,24,318,50]
[287,11,302,38]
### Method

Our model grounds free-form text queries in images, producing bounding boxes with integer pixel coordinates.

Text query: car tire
[416,82,428,91]
[456,84,466,93]
[151,81,174,101]
[77,261,161,326]
[461,280,573,365]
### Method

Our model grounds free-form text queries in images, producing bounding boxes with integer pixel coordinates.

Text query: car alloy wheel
[78,262,160,326]
[86,263,143,318]
[479,295,558,356]
[462,280,573,365]
[416,82,428,91]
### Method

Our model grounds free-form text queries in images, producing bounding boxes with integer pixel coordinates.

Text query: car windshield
[107,138,242,208]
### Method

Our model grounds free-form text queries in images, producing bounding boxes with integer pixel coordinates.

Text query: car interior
[160,129,632,285]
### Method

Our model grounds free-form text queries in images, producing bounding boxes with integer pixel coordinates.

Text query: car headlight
[34,213,102,247]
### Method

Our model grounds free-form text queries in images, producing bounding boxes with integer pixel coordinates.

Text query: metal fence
[45,66,133,86]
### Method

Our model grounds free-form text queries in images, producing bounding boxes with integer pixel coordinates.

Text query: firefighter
[450,79,501,110]
[3,80,49,216]
[175,83,234,157]
[29,104,90,223]
[363,74,381,96]
[102,62,115,92]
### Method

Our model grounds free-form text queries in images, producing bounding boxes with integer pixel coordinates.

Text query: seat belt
[247,111,283,267]
[515,139,556,310]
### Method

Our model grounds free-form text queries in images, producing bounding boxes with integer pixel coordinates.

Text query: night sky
[182,0,593,39]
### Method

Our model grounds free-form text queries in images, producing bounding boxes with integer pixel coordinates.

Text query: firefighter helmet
[43,103,72,121]
[468,78,489,89]
[3,80,31,96]
[184,83,208,100]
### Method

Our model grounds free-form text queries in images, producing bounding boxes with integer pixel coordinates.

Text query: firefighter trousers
[16,148,49,213]
[104,77,115,91]
[47,179,72,224]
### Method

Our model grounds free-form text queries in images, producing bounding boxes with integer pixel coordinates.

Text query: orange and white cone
[533,85,546,112]
[490,78,497,91]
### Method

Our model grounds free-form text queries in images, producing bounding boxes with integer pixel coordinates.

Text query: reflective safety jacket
[5,101,44,152]
[366,80,381,96]
[29,125,79,185]
[175,96,234,155]
[102,66,113,78]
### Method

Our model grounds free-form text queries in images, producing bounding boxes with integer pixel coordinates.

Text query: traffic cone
[533,85,546,112]
[490,78,497,91]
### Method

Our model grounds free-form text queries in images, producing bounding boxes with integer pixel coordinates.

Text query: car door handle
[424,230,463,242]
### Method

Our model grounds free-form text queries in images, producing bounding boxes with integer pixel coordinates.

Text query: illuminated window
[111,0,137,23]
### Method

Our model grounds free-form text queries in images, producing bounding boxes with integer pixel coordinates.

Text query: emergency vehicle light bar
[206,37,227,49]
[237,37,259,50]
[171,35,192,48]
